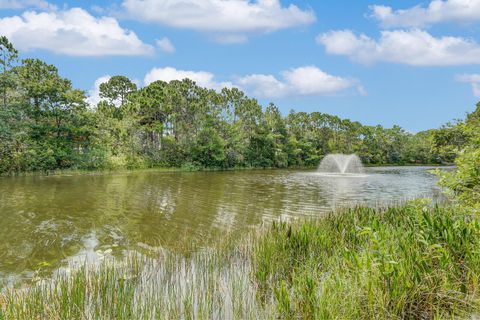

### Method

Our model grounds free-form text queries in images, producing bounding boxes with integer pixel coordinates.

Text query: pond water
[0,166,444,284]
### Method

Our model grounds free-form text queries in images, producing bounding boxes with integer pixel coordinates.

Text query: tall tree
[134,80,169,152]
[0,36,18,109]
[99,76,137,108]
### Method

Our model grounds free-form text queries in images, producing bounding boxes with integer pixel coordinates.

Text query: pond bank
[0,165,315,178]
[1,162,454,178]
[2,202,479,319]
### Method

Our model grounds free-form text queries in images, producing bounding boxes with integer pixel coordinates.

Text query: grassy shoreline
[0,165,316,178]
[0,163,452,178]
[1,201,479,319]
[364,163,454,167]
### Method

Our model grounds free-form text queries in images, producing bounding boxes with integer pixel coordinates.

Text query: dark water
[0,167,442,283]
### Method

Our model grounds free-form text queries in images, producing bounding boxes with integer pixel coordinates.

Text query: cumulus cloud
[143,66,359,98]
[0,8,154,56]
[317,29,480,66]
[213,34,249,44]
[156,37,175,54]
[370,0,480,28]
[0,0,55,10]
[144,67,233,90]
[456,74,480,97]
[237,66,359,98]
[86,75,111,107]
[121,0,315,42]
[237,74,287,97]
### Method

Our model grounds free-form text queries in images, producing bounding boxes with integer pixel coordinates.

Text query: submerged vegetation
[0,36,466,175]
[2,203,480,319]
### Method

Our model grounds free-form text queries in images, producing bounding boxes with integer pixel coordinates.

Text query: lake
[0,166,443,284]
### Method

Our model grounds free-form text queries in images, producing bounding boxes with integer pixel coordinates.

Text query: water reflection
[0,167,442,282]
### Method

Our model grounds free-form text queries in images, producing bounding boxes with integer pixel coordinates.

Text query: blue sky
[1,0,480,132]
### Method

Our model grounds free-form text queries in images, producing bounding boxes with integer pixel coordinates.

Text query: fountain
[317,154,364,175]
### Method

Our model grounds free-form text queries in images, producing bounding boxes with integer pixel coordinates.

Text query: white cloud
[144,67,233,90]
[213,34,249,44]
[370,0,480,28]
[143,66,359,98]
[121,0,315,41]
[156,37,175,54]
[317,29,480,66]
[237,66,358,98]
[456,73,480,97]
[237,74,287,97]
[0,0,55,10]
[86,75,111,107]
[283,66,354,95]
[0,8,154,56]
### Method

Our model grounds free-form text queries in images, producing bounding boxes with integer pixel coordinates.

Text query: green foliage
[432,121,468,163]
[0,36,18,109]
[99,75,137,109]
[253,204,480,319]
[0,36,459,175]
[439,103,480,209]
[191,125,226,167]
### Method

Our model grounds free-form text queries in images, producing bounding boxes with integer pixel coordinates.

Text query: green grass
[0,165,199,178]
[0,247,267,320]
[254,200,480,319]
[2,162,447,178]
[2,202,480,319]
[0,164,317,178]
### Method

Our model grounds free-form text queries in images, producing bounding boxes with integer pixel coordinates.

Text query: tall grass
[254,200,480,319]
[2,201,480,319]
[0,246,267,320]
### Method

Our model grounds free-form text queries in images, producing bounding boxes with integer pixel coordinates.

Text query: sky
[1,0,480,132]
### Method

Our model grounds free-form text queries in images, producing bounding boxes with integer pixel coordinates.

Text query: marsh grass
[0,245,268,320]
[254,200,480,319]
[2,201,480,319]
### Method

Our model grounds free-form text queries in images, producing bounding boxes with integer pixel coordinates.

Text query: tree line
[0,36,464,174]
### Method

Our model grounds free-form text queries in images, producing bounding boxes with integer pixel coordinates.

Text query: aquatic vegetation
[2,203,480,319]
[0,247,267,320]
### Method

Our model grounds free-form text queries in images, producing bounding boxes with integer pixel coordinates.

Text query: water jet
[318,154,364,174]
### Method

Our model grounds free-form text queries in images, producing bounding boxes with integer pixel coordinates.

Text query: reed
[254,200,480,319]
